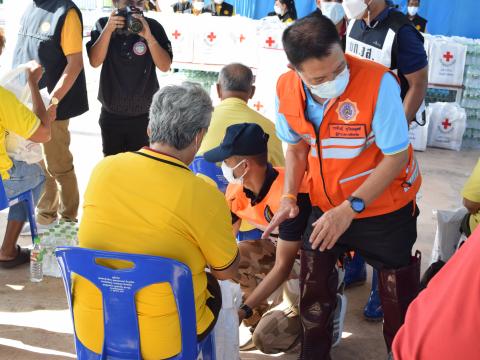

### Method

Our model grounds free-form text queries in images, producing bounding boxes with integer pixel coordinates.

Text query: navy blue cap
[204,123,269,163]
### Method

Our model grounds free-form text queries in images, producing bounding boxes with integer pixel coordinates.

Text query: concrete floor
[0,53,479,359]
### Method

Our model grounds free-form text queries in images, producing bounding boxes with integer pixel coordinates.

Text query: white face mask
[321,2,346,25]
[342,0,368,20]
[214,0,224,4]
[193,2,204,10]
[308,67,350,100]
[221,160,247,185]
[274,5,284,16]
[407,6,419,16]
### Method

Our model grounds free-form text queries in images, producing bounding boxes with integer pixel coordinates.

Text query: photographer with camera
[87,0,173,156]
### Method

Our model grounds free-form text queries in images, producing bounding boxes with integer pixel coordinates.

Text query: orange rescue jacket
[227,167,308,233]
[276,55,421,218]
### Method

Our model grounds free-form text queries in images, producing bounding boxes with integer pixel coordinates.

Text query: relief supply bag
[427,102,467,151]
[430,208,468,263]
[213,280,242,360]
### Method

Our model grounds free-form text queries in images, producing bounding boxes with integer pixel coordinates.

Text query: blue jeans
[4,160,45,222]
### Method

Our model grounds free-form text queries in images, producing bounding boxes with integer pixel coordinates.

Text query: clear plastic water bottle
[30,236,44,282]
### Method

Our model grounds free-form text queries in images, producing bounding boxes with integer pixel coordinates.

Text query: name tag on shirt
[329,124,367,139]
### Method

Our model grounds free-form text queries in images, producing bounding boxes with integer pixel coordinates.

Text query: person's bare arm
[88,12,125,68]
[210,254,240,280]
[403,66,428,123]
[25,62,55,143]
[464,198,480,215]
[238,240,300,321]
[49,52,83,106]
[262,140,309,238]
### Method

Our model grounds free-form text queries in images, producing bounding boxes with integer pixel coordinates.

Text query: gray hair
[148,82,213,150]
[218,63,254,93]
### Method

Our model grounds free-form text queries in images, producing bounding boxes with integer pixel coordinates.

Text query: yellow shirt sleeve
[462,159,480,203]
[0,87,41,139]
[197,190,238,270]
[61,9,83,56]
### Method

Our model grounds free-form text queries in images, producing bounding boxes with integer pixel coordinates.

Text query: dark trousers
[300,202,420,359]
[303,202,419,269]
[198,273,222,341]
[99,108,150,157]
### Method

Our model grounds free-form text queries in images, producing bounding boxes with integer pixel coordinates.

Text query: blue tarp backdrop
[392,0,479,39]
[204,0,479,40]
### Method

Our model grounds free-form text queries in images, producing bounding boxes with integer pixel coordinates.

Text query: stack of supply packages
[41,220,79,277]
[459,37,480,149]
[424,35,468,150]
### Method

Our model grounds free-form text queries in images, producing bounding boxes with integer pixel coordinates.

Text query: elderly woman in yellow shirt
[0,28,55,268]
[74,82,239,359]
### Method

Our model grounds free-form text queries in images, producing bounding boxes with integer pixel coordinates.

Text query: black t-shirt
[231,165,312,241]
[86,17,173,116]
[410,14,427,33]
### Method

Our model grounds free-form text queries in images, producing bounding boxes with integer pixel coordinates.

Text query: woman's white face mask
[274,4,284,16]
[321,2,346,25]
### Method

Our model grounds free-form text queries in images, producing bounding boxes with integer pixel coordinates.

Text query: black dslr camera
[116,6,144,34]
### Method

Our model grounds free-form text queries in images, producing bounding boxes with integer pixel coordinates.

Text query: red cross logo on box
[239,34,246,43]
[172,30,181,40]
[443,51,454,62]
[254,101,264,111]
[207,32,217,42]
[442,118,452,130]
[265,37,275,48]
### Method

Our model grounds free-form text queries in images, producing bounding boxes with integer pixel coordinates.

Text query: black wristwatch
[240,303,253,319]
[348,196,365,214]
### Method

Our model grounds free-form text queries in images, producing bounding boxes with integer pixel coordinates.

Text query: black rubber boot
[378,251,421,351]
[299,249,338,360]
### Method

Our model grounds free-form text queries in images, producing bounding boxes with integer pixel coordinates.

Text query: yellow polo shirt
[74,148,238,359]
[198,97,285,167]
[0,86,40,179]
[61,9,83,56]
[462,159,480,232]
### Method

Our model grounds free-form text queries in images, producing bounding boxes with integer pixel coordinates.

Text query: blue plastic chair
[236,228,264,242]
[55,246,216,360]
[190,156,228,194]
[0,178,38,242]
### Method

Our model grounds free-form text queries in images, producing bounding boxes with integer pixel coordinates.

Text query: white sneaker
[332,293,348,348]
[20,220,58,236]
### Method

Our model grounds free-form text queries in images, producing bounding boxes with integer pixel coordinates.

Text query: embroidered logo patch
[264,205,274,223]
[40,22,51,33]
[133,41,147,56]
[336,99,359,123]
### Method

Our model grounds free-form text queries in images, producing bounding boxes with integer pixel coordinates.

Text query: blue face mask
[308,67,350,99]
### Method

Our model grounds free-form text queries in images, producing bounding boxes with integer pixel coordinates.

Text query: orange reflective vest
[226,167,308,233]
[276,55,421,219]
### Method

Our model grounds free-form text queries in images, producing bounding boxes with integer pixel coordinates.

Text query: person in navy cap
[204,123,347,353]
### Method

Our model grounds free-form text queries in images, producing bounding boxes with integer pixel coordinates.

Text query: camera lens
[128,18,143,33]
